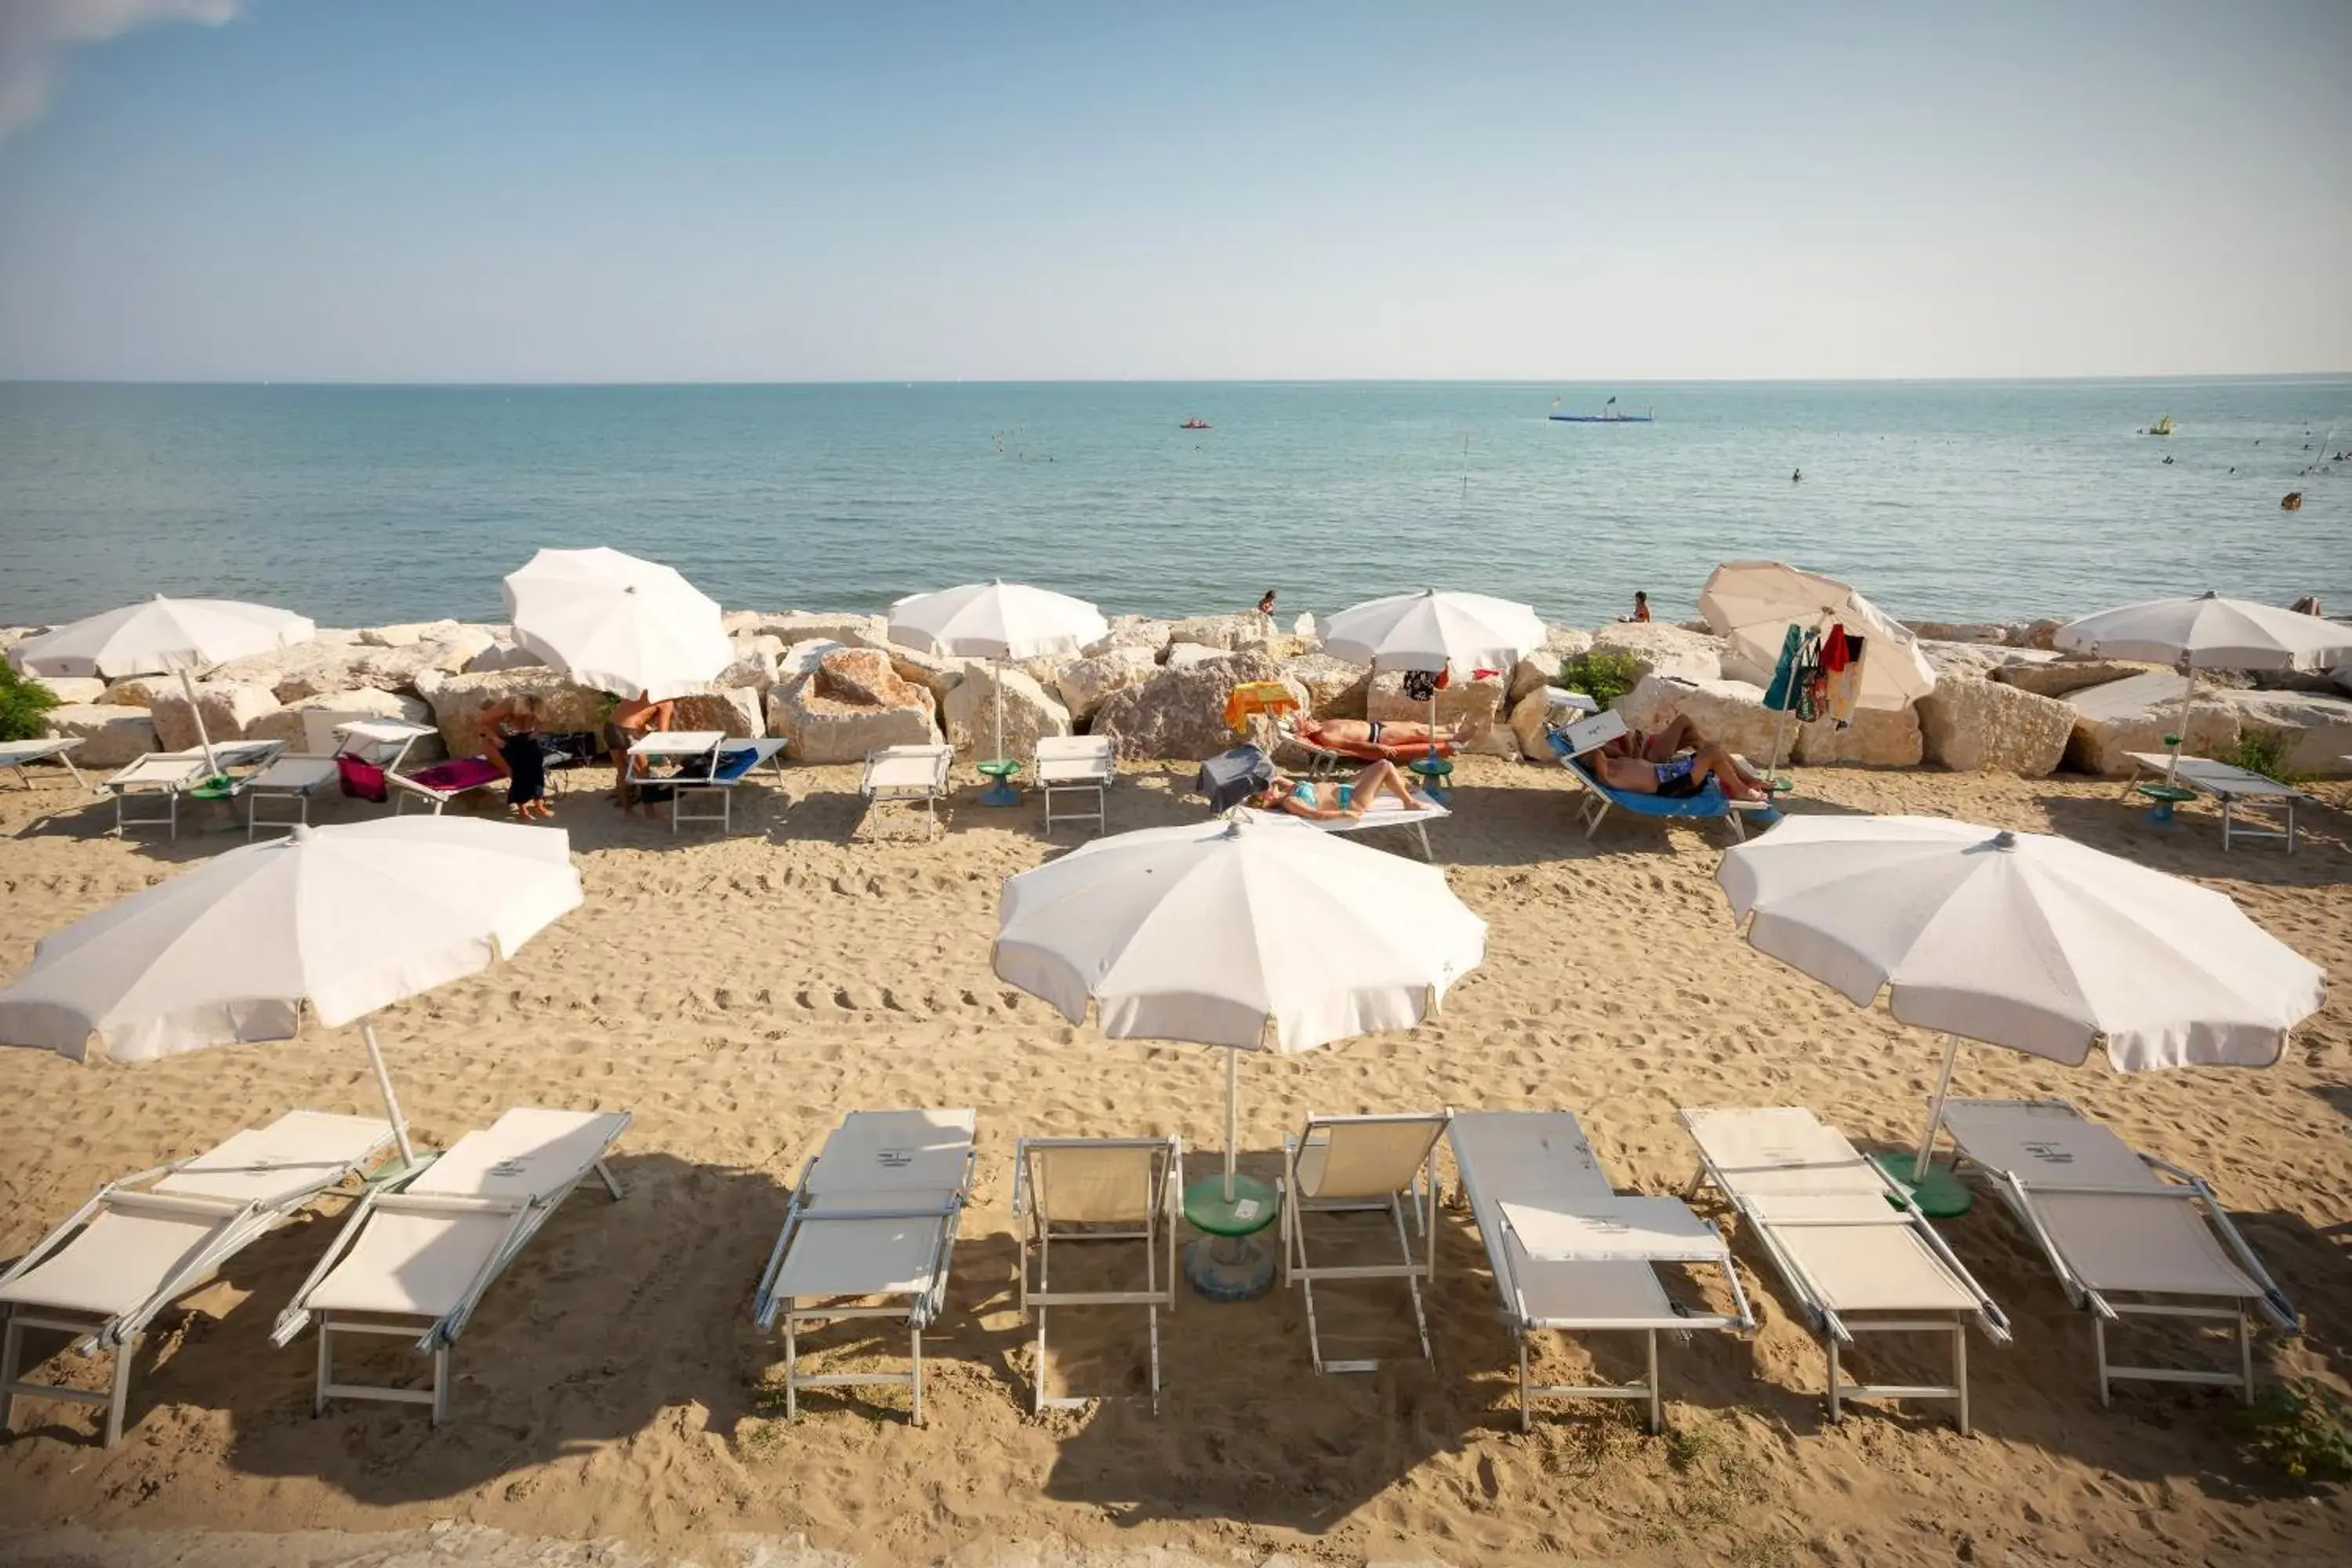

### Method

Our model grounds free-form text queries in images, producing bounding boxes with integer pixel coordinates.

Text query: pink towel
[408,757,503,793]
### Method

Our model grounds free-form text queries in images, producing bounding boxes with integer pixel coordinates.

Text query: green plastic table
[1406,757,1454,804]
[976,757,1022,807]
[1181,1172,1277,1300]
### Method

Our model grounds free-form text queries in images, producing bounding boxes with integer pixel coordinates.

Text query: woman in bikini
[1250,758,1427,821]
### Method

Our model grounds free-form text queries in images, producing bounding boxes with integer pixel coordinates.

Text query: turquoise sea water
[1,379,2345,631]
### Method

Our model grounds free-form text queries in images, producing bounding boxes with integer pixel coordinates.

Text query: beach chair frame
[1036,735,1115,837]
[0,738,89,793]
[1547,717,1759,846]
[271,1111,631,1426]
[2,1117,395,1446]
[1279,1112,1449,1374]
[1679,1106,2012,1433]
[1449,1109,1753,1433]
[2118,752,2308,853]
[103,741,285,838]
[243,755,343,840]
[752,1113,977,1425]
[1940,1097,2296,1406]
[1012,1134,1180,1412]
[667,737,789,833]
[1241,797,1446,862]
[387,760,507,816]
[858,743,953,843]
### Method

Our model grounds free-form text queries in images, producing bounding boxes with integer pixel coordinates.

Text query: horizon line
[4,371,2351,390]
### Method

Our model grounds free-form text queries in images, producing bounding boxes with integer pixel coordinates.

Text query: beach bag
[336,756,389,804]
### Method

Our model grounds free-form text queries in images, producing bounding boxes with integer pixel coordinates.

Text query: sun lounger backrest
[809,1109,977,1203]
[1555,710,1627,759]
[1030,1142,1161,1224]
[154,1111,392,1204]
[1295,1115,1447,1200]
[1449,1110,1614,1210]
[1036,735,1112,765]
[409,1108,626,1201]
[1681,1107,1886,1198]
[1937,1102,2163,1192]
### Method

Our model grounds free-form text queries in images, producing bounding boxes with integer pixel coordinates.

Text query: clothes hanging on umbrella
[1821,624,1865,727]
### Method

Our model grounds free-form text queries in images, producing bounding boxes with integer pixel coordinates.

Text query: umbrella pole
[361,1020,417,1167]
[1764,706,1791,786]
[175,665,222,778]
[995,657,1007,764]
[1911,1032,1962,1178]
[1224,1047,1239,1203]
[2165,668,2196,786]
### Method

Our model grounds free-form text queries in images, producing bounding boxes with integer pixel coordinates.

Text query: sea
[1,379,2345,633]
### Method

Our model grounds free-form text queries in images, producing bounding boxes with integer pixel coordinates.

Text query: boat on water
[1549,395,1652,423]
[1180,418,1211,430]
[2147,415,2175,436]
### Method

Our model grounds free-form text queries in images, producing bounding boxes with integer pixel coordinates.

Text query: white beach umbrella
[10,595,317,775]
[888,581,1109,778]
[1718,814,2323,1207]
[2055,592,2352,784]
[994,815,1485,1197]
[0,817,584,1167]
[502,546,731,702]
[1320,589,1545,742]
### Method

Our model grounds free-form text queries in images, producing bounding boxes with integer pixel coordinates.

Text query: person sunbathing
[1595,744,1767,803]
[1295,717,1468,757]
[1251,760,1426,820]
[1603,711,1771,793]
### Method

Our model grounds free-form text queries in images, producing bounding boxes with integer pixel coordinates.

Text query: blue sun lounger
[1546,713,1777,844]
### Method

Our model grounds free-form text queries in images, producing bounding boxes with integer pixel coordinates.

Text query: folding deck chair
[1013,1134,1180,1412]
[0,738,89,792]
[858,743,953,843]
[271,1106,631,1425]
[2119,752,2311,852]
[1938,1098,2297,1406]
[1035,735,1115,836]
[1281,1112,1450,1372]
[103,740,285,838]
[753,1108,977,1425]
[1243,792,1451,862]
[387,756,509,815]
[1,1110,397,1445]
[660,737,789,833]
[1449,1109,1753,1432]
[1546,712,1773,845]
[1680,1106,2010,1432]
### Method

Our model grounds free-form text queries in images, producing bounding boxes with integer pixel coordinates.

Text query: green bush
[2226,730,2310,786]
[0,662,60,743]
[1559,650,1642,710]
[2234,1378,2352,1486]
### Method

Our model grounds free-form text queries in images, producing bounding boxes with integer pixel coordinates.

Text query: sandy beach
[0,752,2346,1566]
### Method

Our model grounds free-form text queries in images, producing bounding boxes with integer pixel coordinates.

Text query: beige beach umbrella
[502,547,731,701]
[1718,813,2323,1212]
[1320,589,1545,744]
[0,818,583,1169]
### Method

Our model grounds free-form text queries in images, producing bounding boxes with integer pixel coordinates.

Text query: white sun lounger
[1680,1106,2011,1432]
[243,754,344,839]
[271,1106,631,1425]
[103,741,285,838]
[1938,1098,2296,1406]
[859,743,953,842]
[1281,1112,1449,1373]
[1013,1134,1180,1412]
[1449,1110,1752,1432]
[1243,792,1450,862]
[2121,752,2311,852]
[385,755,511,815]
[1035,735,1115,836]
[753,1108,977,1425]
[630,733,790,833]
[312,713,437,771]
[1,1110,397,1446]
[0,738,89,792]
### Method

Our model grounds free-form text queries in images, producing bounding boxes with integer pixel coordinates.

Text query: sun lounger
[1273,715,1456,775]
[1,1110,396,1445]
[1679,1106,2010,1432]
[630,734,789,833]
[0,738,89,792]
[1449,1109,1752,1432]
[1546,712,1773,845]
[1242,792,1450,862]
[2120,751,2311,852]
[1013,1134,1180,1412]
[103,741,285,838]
[859,743,953,843]
[387,755,507,815]
[1937,1098,2296,1406]
[307,713,437,772]
[1281,1112,1449,1373]
[753,1108,977,1425]
[271,1105,630,1425]
[1036,735,1115,836]
[243,755,343,839]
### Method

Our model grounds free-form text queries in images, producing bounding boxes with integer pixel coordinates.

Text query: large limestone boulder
[942,665,1072,760]
[1587,622,1723,684]
[1995,658,2164,700]
[463,638,547,675]
[1508,628,1596,706]
[1904,621,2013,644]
[1162,643,1225,671]
[1085,616,1176,657]
[421,670,611,758]
[31,675,107,705]
[884,643,969,708]
[1916,677,2073,775]
[99,676,172,709]
[1616,675,1795,766]
[1055,645,1159,724]
[1283,652,1370,720]
[1163,613,1271,652]
[1918,640,2033,681]
[716,634,784,695]
[2063,672,2240,777]
[735,612,890,650]
[244,689,443,760]
[2213,689,2352,777]
[358,619,460,648]
[1016,654,1078,691]
[42,704,159,766]
[1507,687,1594,763]
[1794,706,1924,768]
[669,687,767,740]
[1367,669,1512,757]
[1092,652,1304,762]
[150,682,281,752]
[764,647,940,764]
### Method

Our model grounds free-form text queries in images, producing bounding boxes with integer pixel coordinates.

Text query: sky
[0,0,2347,383]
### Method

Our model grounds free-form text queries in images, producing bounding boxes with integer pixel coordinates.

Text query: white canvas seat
[1035,735,1114,836]
[859,743,953,842]
[2120,752,2310,852]
[1281,1112,1450,1373]
[309,713,437,771]
[1679,1106,2011,1432]
[385,755,510,815]
[272,1105,631,1425]
[0,738,89,792]
[1938,1098,2296,1405]
[1449,1109,1752,1432]
[1013,1134,1180,1412]
[630,733,789,833]
[243,754,343,839]
[1243,793,1451,862]
[103,741,285,838]
[753,1108,977,1425]
[1,1110,396,1445]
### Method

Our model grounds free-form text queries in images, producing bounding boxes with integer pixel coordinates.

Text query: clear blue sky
[1,0,2347,382]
